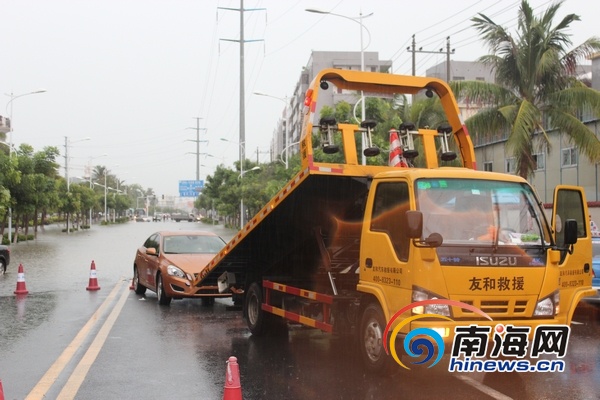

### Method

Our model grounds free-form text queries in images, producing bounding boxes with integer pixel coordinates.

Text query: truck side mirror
[406,211,423,238]
[406,210,443,248]
[563,219,578,246]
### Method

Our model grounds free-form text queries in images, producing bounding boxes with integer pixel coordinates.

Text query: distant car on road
[132,231,227,305]
[0,244,9,274]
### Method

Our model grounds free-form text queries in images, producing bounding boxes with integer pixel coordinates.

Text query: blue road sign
[179,180,204,197]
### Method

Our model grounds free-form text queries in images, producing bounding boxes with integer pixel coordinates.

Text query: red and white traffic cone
[86,260,101,291]
[14,263,29,295]
[0,378,5,400]
[389,129,408,168]
[222,356,242,400]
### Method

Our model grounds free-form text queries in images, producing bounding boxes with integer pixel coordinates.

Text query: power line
[406,35,455,80]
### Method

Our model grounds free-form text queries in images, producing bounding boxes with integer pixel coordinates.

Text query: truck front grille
[454,298,531,319]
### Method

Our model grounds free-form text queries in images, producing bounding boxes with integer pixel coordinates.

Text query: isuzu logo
[475,256,518,266]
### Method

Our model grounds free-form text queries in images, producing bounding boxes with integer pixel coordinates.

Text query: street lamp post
[65,136,91,192]
[221,138,261,229]
[238,166,260,229]
[305,8,372,165]
[87,154,108,226]
[254,92,289,169]
[64,136,90,235]
[104,171,108,223]
[102,165,119,223]
[4,89,47,243]
[279,141,301,169]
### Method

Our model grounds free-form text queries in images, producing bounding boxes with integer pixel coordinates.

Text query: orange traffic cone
[223,356,242,400]
[14,263,29,295]
[389,129,408,168]
[86,260,101,291]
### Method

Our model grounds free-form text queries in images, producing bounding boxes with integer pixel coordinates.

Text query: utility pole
[406,35,455,81]
[218,0,265,174]
[187,117,207,181]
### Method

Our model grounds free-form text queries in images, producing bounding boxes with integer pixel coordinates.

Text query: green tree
[452,0,600,179]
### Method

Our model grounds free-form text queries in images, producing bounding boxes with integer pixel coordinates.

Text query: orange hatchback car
[132,231,227,305]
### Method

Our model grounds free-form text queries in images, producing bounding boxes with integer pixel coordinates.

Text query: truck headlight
[412,287,451,317]
[534,291,559,316]
[167,265,185,278]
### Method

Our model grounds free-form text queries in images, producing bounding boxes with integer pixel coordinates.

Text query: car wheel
[157,274,172,306]
[360,302,394,374]
[133,266,146,295]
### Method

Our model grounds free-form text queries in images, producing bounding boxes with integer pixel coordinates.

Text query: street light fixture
[305,8,373,165]
[254,92,291,169]
[4,89,47,243]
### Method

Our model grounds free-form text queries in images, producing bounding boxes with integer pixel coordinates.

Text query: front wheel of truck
[360,302,394,374]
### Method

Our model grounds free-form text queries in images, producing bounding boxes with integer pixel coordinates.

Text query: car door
[137,234,159,288]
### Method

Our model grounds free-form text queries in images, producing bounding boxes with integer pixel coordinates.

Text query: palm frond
[546,108,600,163]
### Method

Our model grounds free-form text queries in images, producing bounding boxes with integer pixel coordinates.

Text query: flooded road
[1,221,600,399]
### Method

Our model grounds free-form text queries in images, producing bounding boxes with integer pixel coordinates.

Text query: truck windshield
[415,178,550,246]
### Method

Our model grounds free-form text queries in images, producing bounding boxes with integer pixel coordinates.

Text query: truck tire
[245,282,267,335]
[360,302,394,374]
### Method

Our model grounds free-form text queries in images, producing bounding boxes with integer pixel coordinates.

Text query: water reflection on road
[1,221,600,399]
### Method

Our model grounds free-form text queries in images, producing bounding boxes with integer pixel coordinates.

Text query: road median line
[56,279,131,399]
[25,279,127,400]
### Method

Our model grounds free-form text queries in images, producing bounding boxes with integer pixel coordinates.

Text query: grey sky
[2,0,598,198]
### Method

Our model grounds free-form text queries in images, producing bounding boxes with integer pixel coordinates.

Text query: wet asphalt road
[0,220,600,399]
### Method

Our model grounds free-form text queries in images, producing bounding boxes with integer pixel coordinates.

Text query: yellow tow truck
[192,68,594,372]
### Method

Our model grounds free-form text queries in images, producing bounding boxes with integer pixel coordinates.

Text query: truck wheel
[360,302,393,373]
[133,266,147,295]
[157,273,172,306]
[245,282,267,335]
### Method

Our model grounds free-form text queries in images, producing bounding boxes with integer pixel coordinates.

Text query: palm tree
[451,0,600,179]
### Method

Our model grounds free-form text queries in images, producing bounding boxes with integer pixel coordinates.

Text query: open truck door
[552,185,595,323]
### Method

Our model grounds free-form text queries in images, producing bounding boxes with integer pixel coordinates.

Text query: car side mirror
[146,247,157,256]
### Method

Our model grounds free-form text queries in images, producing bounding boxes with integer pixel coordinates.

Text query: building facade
[426,58,599,204]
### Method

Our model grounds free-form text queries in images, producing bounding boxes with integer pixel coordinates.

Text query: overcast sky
[2,0,598,198]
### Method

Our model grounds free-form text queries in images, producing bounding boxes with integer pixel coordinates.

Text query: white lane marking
[57,281,131,400]
[25,280,124,400]
[455,375,514,400]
